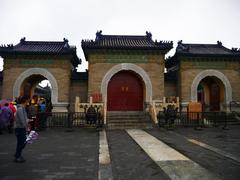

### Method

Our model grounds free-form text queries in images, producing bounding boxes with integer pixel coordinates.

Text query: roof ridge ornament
[96,30,102,40]
[0,44,13,48]
[178,40,183,45]
[231,47,240,52]
[20,37,26,43]
[63,38,69,43]
[146,31,152,40]
[217,41,222,46]
[63,38,70,48]
[177,40,189,52]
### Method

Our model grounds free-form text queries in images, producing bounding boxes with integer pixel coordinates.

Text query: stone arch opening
[20,75,51,100]
[197,76,225,111]
[13,68,58,104]
[191,70,232,110]
[101,63,152,103]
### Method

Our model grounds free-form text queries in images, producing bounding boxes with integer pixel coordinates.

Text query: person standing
[27,102,37,131]
[14,96,29,163]
[8,102,17,133]
[39,101,47,129]
[0,103,12,134]
[0,105,3,134]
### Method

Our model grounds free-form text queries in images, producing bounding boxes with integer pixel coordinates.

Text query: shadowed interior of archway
[20,74,52,100]
[197,76,225,111]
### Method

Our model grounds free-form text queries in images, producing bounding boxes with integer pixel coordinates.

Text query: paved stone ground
[147,126,240,180]
[175,126,240,158]
[0,126,240,180]
[0,129,99,180]
[107,130,170,180]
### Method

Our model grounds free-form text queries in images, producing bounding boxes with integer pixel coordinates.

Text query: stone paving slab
[0,129,99,180]
[98,130,113,180]
[174,126,240,158]
[1,127,240,180]
[127,129,219,180]
[106,130,170,180]
[147,128,240,180]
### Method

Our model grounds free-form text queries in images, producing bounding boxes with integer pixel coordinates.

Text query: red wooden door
[107,71,143,111]
[210,83,220,111]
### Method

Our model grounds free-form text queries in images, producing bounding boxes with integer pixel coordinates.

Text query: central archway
[13,68,58,104]
[101,63,152,103]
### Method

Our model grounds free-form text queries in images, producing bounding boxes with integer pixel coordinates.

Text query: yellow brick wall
[88,53,165,101]
[69,80,88,110]
[165,81,177,97]
[180,61,240,102]
[2,57,72,102]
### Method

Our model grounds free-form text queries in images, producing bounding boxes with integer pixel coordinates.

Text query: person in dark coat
[14,96,29,163]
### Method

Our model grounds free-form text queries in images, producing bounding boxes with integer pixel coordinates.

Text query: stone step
[106,111,153,129]
[107,111,145,117]
[107,120,153,129]
[108,120,152,124]
[107,124,153,129]
[107,111,144,115]
[107,116,146,119]
[107,114,146,118]
[107,118,147,121]
[107,119,150,123]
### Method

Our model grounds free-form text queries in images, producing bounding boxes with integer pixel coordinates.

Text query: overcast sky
[0,0,240,72]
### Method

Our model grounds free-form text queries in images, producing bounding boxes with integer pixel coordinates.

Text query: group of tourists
[0,95,52,135]
[0,101,17,134]
[0,95,52,163]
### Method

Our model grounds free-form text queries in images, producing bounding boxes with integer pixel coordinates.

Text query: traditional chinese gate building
[166,40,240,111]
[0,38,80,112]
[81,31,173,112]
[0,32,240,119]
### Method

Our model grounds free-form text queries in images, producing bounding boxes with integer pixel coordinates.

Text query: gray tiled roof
[14,39,69,53]
[0,38,76,54]
[82,31,173,51]
[0,38,80,66]
[176,40,240,56]
[165,41,240,69]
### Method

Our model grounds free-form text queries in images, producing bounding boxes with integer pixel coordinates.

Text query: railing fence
[158,111,240,129]
[32,112,103,130]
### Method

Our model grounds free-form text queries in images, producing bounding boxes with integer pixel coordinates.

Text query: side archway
[191,70,232,104]
[13,68,58,104]
[101,63,152,102]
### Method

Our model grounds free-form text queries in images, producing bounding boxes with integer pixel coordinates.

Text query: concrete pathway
[1,127,240,180]
[98,130,113,180]
[187,137,240,163]
[106,130,170,180]
[147,128,240,180]
[127,129,220,180]
[0,129,99,180]
[174,126,240,158]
